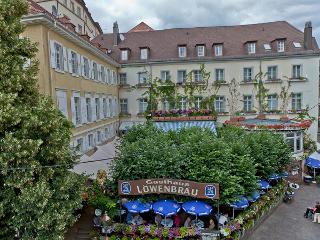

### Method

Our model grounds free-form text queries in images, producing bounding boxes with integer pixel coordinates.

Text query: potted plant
[316,175,320,186]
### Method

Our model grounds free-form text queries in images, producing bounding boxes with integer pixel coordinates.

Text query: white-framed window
[76,6,81,17]
[107,69,111,84]
[178,46,187,58]
[138,72,148,84]
[277,40,285,52]
[86,97,92,122]
[88,133,94,148]
[108,98,112,117]
[140,48,148,60]
[139,98,148,113]
[97,131,102,143]
[267,66,277,80]
[214,44,223,56]
[71,51,78,74]
[285,131,303,153]
[54,42,63,70]
[120,98,128,113]
[55,90,68,118]
[160,71,170,82]
[76,138,84,152]
[243,67,253,81]
[267,94,278,110]
[119,73,127,85]
[121,50,128,61]
[195,97,202,110]
[215,69,225,82]
[247,42,256,54]
[197,45,205,57]
[63,0,68,6]
[100,66,106,82]
[92,62,98,80]
[78,24,82,34]
[162,98,170,111]
[193,70,202,82]
[103,98,108,118]
[95,97,100,120]
[70,1,75,12]
[74,96,81,125]
[104,127,110,140]
[243,95,253,112]
[291,93,302,110]
[178,97,187,110]
[112,71,117,84]
[293,42,302,48]
[177,70,187,83]
[215,96,225,113]
[83,57,90,78]
[292,65,302,79]
[52,5,58,16]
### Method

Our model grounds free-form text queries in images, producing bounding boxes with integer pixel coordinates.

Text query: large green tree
[0,0,85,239]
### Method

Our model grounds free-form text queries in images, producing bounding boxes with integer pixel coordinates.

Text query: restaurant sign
[118,178,219,200]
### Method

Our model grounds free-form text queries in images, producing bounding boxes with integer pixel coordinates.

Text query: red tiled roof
[93,21,320,63]
[128,22,154,33]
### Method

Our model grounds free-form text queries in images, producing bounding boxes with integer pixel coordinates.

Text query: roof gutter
[21,14,120,67]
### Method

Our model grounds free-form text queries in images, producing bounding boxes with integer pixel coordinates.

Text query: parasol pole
[232,207,235,219]
[314,168,316,181]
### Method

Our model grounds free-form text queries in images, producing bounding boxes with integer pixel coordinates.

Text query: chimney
[113,21,120,46]
[304,21,313,50]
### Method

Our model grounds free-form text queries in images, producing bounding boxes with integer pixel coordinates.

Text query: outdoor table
[304,175,313,184]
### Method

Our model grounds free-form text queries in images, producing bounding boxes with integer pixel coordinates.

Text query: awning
[305,151,320,168]
[153,121,216,133]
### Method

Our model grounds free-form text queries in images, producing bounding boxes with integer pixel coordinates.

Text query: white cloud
[86,0,320,41]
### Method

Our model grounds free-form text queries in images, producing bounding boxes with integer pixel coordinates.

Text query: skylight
[293,42,302,48]
[263,43,271,51]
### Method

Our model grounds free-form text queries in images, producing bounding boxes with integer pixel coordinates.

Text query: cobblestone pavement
[249,184,320,240]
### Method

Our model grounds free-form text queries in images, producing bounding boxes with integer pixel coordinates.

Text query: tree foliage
[112,125,291,204]
[0,1,85,239]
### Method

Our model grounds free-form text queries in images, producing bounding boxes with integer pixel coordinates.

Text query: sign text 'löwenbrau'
[118,178,219,199]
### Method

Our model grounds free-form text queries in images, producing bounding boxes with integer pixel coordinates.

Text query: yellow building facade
[22,2,120,153]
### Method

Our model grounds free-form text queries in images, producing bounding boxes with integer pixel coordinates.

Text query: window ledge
[288,109,304,114]
[119,84,130,88]
[217,112,229,116]
[265,79,282,83]
[119,113,131,117]
[240,81,255,85]
[136,83,150,88]
[137,112,146,117]
[239,111,257,115]
[215,81,229,85]
[289,78,308,82]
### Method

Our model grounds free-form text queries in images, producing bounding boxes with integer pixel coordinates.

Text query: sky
[86,0,320,42]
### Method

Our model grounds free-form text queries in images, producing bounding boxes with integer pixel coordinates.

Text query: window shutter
[91,97,96,121]
[81,97,87,124]
[103,66,106,83]
[49,40,56,69]
[81,56,85,77]
[89,60,93,79]
[76,53,81,76]
[99,97,104,119]
[97,64,101,82]
[63,46,68,72]
[70,95,76,125]
[67,49,73,74]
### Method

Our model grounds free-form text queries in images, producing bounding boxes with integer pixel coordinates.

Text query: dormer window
[196,45,205,57]
[214,44,223,56]
[140,47,149,60]
[121,49,129,61]
[247,42,256,54]
[277,40,285,52]
[178,45,187,58]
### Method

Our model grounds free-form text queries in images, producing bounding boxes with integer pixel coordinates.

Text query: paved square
[249,184,320,240]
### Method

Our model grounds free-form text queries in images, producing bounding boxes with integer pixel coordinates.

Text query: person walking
[312,201,320,223]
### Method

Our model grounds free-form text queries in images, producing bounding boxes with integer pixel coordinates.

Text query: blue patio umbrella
[230,197,249,219]
[258,180,271,190]
[247,191,261,203]
[306,152,320,179]
[182,200,212,216]
[152,200,181,217]
[268,173,280,181]
[124,200,152,213]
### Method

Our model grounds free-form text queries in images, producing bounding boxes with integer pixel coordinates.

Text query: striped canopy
[153,121,216,133]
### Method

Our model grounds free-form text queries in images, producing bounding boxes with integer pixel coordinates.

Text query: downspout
[47,29,54,98]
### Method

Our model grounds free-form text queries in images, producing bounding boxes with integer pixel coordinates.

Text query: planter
[256,114,266,120]
[280,116,290,122]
